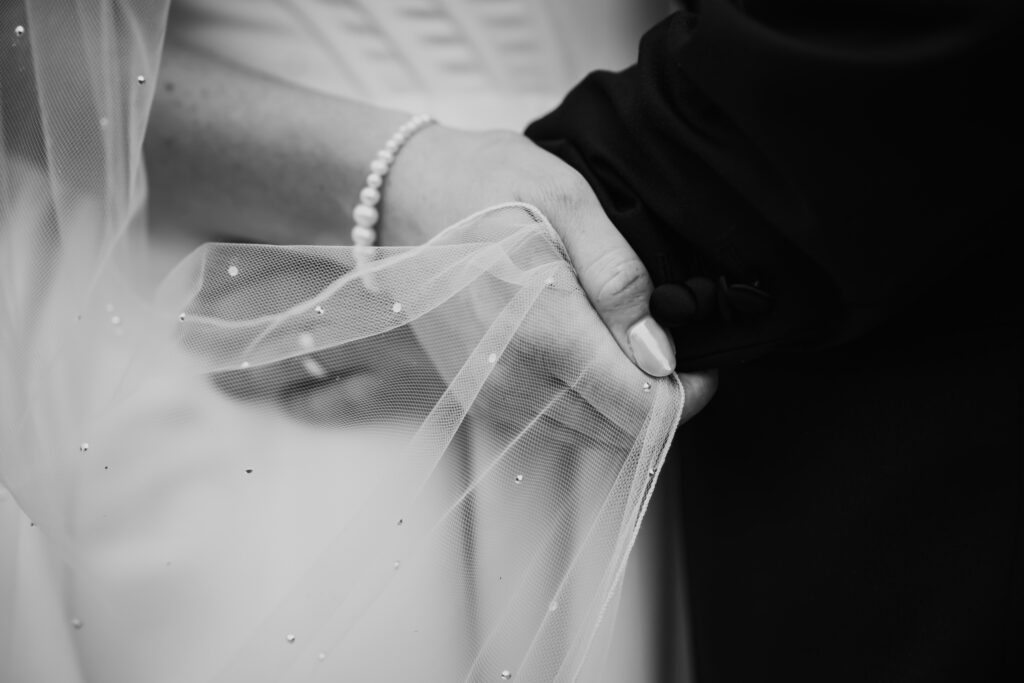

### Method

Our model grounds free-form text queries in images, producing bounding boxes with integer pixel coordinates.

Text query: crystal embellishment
[500,671,512,680]
[514,474,524,483]
[285,634,296,644]
[391,302,402,313]
[14,25,25,37]
[227,265,239,277]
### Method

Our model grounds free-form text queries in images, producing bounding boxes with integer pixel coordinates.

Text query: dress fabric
[0,2,682,682]
[171,0,663,131]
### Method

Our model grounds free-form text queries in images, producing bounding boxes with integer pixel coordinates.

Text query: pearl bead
[353,203,379,227]
[348,115,432,251]
[359,187,381,206]
[351,225,377,246]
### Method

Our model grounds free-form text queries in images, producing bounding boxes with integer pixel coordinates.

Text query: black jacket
[527,2,1022,681]
[527,0,1021,369]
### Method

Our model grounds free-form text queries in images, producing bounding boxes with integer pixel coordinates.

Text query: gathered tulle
[0,2,683,681]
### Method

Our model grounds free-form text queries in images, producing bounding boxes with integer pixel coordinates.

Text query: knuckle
[552,172,590,207]
[535,167,590,214]
[587,252,652,311]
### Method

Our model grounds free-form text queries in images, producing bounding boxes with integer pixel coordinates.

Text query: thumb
[546,184,677,377]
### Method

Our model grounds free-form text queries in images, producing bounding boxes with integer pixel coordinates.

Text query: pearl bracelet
[351,113,435,248]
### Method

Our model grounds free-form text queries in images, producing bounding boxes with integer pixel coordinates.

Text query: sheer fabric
[0,1,683,681]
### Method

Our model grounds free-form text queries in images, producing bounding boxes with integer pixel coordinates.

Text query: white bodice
[174,0,668,129]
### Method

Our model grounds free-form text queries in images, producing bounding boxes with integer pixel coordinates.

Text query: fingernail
[627,317,676,377]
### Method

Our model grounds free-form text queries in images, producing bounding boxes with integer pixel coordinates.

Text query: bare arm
[144,35,409,246]
[143,22,682,378]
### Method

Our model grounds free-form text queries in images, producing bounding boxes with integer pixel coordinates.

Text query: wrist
[376,122,465,246]
[348,113,436,249]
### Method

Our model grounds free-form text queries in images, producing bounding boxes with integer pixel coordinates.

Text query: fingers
[543,175,677,377]
[677,369,718,423]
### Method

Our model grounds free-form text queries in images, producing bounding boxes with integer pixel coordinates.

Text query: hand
[201,244,717,434]
[187,218,716,438]
[380,125,681,379]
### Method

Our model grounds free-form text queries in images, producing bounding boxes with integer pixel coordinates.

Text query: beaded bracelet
[351,113,435,249]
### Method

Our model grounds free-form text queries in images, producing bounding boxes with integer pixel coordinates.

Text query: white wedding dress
[0,1,684,681]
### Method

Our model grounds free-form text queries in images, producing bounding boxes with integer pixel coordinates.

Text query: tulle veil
[0,2,684,680]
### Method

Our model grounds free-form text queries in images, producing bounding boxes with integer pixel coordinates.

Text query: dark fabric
[526,0,1023,369]
[666,257,1023,682]
[526,2,1022,681]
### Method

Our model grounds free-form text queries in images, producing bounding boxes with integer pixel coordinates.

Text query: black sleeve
[526,0,1023,370]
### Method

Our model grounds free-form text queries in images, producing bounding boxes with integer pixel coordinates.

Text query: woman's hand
[381,125,682,380]
[147,37,683,381]
[146,34,704,389]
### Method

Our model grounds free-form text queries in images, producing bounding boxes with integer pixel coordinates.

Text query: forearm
[144,35,409,245]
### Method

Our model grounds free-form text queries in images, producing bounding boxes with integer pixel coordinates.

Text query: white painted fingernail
[627,317,676,377]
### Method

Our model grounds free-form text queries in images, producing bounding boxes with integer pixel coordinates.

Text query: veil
[0,2,684,681]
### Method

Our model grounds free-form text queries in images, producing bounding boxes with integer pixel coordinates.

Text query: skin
[145,34,716,418]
